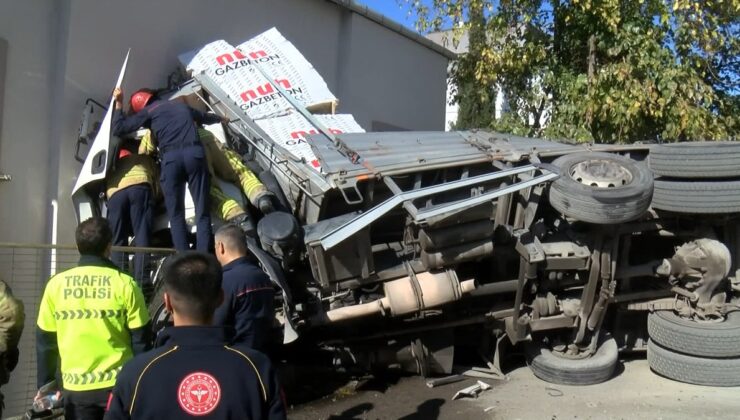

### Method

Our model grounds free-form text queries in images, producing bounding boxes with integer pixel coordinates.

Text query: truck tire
[548,152,653,224]
[649,142,740,179]
[147,256,173,336]
[527,335,618,385]
[647,339,740,386]
[648,311,740,358]
[652,179,740,214]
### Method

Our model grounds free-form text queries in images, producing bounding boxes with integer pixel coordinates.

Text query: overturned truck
[73,34,740,388]
[179,78,740,386]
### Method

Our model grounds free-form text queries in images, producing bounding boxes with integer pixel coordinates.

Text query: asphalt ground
[286,355,740,420]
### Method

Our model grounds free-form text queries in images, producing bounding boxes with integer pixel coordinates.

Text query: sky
[356,0,419,30]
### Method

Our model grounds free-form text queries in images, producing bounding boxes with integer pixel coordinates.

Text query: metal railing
[0,243,174,418]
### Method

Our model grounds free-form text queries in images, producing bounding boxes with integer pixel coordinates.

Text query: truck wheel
[647,339,740,386]
[648,311,740,358]
[147,257,172,336]
[649,142,740,179]
[548,152,653,224]
[652,179,740,214]
[527,335,618,385]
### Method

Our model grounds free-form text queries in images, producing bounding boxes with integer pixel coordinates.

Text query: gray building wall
[0,0,448,246]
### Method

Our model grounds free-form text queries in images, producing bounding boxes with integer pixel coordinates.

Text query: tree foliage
[404,0,739,142]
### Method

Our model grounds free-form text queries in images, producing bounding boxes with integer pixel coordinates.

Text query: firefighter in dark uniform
[106,140,156,285]
[112,87,225,252]
[36,217,150,420]
[105,252,285,420]
[213,225,275,352]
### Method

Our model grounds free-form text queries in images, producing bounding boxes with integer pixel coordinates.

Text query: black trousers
[108,184,154,286]
[64,388,111,420]
[160,145,212,252]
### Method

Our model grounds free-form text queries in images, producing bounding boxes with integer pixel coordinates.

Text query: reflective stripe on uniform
[223,147,267,205]
[210,185,245,221]
[106,155,156,199]
[139,130,157,155]
[54,309,125,320]
[36,260,150,391]
[198,129,267,205]
[63,367,122,386]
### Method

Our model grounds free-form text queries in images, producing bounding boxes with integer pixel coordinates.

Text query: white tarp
[179,28,337,120]
[256,113,365,170]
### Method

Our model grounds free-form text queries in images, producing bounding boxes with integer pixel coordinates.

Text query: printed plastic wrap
[179,28,337,120]
[256,113,365,171]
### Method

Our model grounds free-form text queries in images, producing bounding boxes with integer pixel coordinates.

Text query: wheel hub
[570,160,633,188]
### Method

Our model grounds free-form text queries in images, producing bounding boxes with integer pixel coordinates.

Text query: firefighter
[106,140,156,286]
[0,279,24,418]
[112,87,225,252]
[105,252,285,420]
[213,224,275,352]
[36,217,150,420]
[197,128,276,216]
[140,126,276,234]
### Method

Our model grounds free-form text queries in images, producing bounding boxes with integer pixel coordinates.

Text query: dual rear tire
[647,311,740,386]
[649,142,740,214]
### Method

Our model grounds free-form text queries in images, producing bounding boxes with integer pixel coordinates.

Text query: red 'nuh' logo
[215,50,268,65]
[290,129,343,139]
[240,79,292,102]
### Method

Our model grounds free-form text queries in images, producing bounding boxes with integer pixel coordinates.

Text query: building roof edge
[326,0,457,60]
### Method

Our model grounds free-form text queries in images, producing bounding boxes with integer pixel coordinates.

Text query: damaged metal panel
[309,129,651,184]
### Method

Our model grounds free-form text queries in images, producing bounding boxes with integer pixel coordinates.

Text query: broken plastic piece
[452,380,492,400]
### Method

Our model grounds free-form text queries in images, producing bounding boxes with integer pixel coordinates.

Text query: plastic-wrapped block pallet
[179,27,366,173]
[256,113,365,171]
[179,28,338,120]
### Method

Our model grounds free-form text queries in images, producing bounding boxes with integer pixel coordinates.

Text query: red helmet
[118,148,132,159]
[129,90,153,113]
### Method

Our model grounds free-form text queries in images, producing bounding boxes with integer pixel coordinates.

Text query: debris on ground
[452,380,492,400]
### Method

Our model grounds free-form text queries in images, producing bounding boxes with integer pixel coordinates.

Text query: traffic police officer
[105,252,285,420]
[213,224,275,352]
[36,217,150,420]
[106,140,156,285]
[112,87,224,252]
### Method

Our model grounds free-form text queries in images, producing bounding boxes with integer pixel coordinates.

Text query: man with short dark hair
[213,225,275,352]
[105,251,285,420]
[37,217,150,420]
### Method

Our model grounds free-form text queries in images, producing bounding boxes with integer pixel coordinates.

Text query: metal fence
[0,243,173,418]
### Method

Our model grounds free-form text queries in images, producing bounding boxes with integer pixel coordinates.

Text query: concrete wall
[0,1,58,245]
[0,0,448,247]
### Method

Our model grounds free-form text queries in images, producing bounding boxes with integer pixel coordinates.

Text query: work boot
[258,195,276,214]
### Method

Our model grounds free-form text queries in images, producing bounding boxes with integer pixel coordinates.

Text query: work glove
[258,195,276,214]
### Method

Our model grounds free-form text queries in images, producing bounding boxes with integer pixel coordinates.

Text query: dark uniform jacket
[112,99,221,151]
[213,257,275,351]
[105,326,285,420]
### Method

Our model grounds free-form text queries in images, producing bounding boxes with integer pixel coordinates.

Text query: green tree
[405,0,739,143]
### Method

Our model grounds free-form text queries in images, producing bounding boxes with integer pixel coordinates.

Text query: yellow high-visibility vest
[37,257,149,391]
